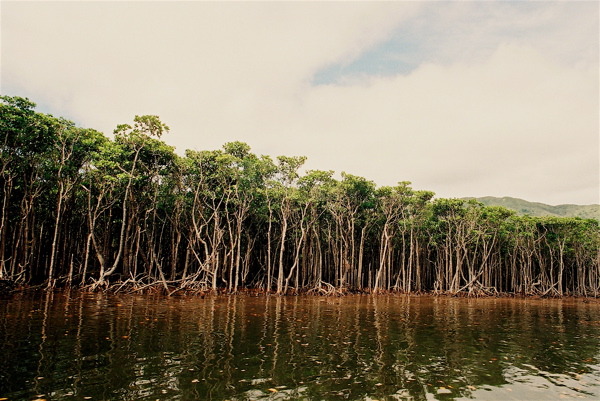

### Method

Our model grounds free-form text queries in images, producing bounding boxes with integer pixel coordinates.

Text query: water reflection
[1,292,599,400]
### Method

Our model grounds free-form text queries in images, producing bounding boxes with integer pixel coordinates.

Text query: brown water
[1,292,599,401]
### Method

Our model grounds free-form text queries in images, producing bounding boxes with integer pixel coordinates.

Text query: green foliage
[1,95,598,296]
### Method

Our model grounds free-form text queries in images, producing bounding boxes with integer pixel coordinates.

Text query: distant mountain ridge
[463,196,600,220]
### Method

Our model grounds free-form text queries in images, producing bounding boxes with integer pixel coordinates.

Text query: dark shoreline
[3,284,599,302]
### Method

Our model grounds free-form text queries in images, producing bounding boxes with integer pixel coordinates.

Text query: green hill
[464,196,600,220]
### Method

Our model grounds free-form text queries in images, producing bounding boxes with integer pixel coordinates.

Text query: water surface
[1,292,599,400]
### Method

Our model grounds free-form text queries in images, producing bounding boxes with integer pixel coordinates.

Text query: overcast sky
[2,1,598,205]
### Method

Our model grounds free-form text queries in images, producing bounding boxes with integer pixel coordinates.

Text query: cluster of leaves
[1,95,598,295]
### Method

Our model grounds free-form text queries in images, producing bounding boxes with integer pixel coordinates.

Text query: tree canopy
[1,95,598,296]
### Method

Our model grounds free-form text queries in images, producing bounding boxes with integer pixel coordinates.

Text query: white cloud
[296,43,598,204]
[2,1,598,205]
[2,2,415,128]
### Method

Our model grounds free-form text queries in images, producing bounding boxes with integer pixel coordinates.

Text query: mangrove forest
[1,95,599,296]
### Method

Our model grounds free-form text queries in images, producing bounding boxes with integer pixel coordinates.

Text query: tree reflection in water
[1,292,599,400]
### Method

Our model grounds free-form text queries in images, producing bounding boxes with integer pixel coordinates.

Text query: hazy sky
[2,1,598,205]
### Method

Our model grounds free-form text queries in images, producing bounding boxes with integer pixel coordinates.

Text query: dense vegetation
[1,95,599,296]
[466,196,600,220]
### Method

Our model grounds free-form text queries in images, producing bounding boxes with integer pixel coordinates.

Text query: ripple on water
[1,294,600,400]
